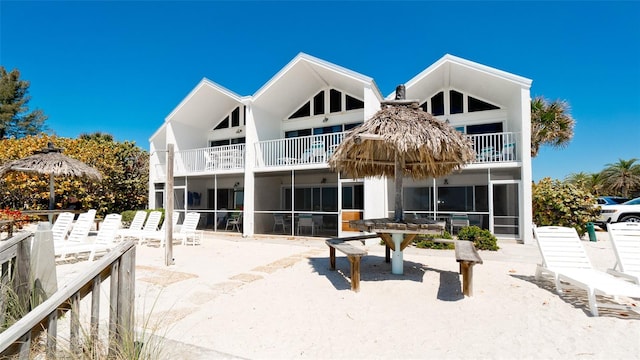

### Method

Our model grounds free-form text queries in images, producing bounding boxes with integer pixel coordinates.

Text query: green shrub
[120,209,165,227]
[457,226,499,251]
[532,177,600,237]
[412,231,454,249]
[120,210,138,226]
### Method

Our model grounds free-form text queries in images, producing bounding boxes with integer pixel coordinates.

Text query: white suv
[598,197,640,227]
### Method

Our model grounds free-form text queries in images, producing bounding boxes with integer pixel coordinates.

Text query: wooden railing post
[14,236,31,315]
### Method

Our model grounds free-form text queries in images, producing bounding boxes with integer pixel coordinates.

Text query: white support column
[391,233,404,275]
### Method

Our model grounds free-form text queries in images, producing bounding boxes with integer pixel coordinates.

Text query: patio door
[491,181,520,238]
[340,180,364,231]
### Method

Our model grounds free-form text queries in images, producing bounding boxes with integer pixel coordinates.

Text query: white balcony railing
[173,144,245,175]
[254,131,520,169]
[152,132,520,178]
[255,132,346,168]
[470,132,519,163]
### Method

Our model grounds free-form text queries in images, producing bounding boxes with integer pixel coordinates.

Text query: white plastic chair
[300,141,325,163]
[226,213,242,232]
[533,226,640,316]
[51,212,74,243]
[116,210,147,240]
[450,214,470,234]
[141,212,180,245]
[607,222,640,284]
[273,214,290,233]
[55,209,97,259]
[297,215,316,236]
[134,211,162,243]
[174,212,202,246]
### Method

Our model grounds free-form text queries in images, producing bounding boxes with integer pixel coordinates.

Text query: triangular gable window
[468,96,500,112]
[214,116,229,130]
[213,106,243,130]
[289,101,311,119]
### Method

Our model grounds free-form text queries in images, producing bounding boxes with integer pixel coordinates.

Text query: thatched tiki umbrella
[0,142,102,211]
[328,85,475,274]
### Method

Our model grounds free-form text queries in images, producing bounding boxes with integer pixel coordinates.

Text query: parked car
[596,196,630,205]
[597,197,640,228]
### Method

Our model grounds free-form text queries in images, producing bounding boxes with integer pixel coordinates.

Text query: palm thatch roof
[328,103,475,179]
[0,144,102,180]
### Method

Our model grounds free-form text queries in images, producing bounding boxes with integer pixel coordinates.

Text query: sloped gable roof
[165,78,247,127]
[398,54,532,106]
[252,53,382,118]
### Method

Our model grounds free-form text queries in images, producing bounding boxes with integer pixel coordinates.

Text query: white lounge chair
[607,222,640,284]
[55,213,121,262]
[533,225,640,316]
[174,212,202,246]
[133,211,162,244]
[141,212,180,246]
[87,213,122,261]
[55,209,96,259]
[51,212,74,242]
[116,210,147,240]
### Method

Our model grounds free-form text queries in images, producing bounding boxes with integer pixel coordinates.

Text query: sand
[54,230,640,359]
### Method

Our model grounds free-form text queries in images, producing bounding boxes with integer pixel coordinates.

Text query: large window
[210,137,245,147]
[421,90,500,116]
[288,88,364,119]
[282,184,360,212]
[404,185,488,213]
[213,106,244,130]
[286,122,362,138]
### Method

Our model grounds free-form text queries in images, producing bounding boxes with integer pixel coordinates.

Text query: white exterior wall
[362,84,387,222]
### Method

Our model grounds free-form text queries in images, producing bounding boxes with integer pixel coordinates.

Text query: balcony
[154,144,245,177]
[255,132,346,168]
[254,131,520,169]
[152,132,520,179]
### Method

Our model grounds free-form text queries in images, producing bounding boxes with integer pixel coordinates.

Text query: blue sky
[1,1,638,181]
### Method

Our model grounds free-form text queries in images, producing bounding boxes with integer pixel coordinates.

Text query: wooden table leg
[329,246,336,270]
[385,245,390,263]
[348,255,361,292]
[460,262,474,297]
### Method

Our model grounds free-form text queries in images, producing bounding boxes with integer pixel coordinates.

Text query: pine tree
[0,66,48,139]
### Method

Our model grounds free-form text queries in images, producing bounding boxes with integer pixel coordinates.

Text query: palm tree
[601,158,640,197]
[530,96,575,157]
[565,172,591,191]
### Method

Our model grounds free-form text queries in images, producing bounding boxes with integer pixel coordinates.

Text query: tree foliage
[530,96,575,157]
[0,134,148,215]
[601,158,640,198]
[0,66,48,139]
[532,177,599,237]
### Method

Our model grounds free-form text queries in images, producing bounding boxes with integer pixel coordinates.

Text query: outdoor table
[350,217,446,275]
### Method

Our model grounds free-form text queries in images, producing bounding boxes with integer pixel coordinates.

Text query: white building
[149,53,533,243]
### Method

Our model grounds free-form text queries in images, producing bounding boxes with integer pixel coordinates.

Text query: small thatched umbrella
[0,142,102,210]
[328,85,475,274]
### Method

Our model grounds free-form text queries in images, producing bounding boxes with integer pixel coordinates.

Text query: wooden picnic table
[350,217,446,275]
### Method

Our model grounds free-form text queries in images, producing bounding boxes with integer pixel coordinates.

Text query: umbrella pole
[392,153,404,275]
[48,174,55,222]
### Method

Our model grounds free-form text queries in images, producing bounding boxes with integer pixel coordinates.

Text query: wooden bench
[325,235,377,292]
[455,240,483,297]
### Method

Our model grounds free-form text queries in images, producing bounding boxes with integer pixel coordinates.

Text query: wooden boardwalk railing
[0,234,136,359]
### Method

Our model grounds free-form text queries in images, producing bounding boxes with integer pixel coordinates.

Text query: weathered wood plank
[454,240,483,297]
[326,239,367,292]
[0,241,135,355]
